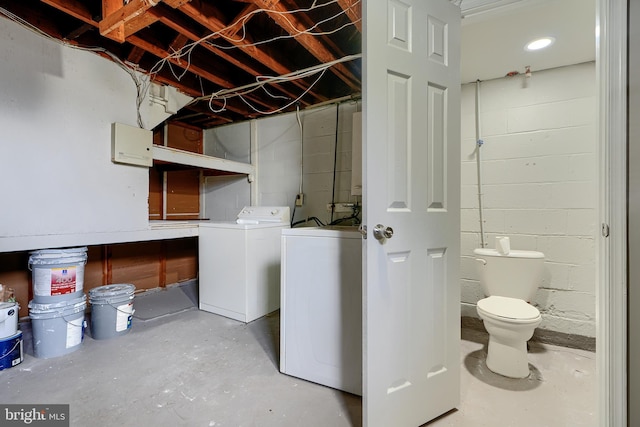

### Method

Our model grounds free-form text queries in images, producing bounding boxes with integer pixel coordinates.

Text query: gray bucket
[28,295,86,359]
[28,247,88,303]
[88,284,135,340]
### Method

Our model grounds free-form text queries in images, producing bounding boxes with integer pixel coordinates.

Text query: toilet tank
[473,248,545,301]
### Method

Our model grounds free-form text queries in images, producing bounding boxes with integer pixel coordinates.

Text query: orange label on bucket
[50,267,77,295]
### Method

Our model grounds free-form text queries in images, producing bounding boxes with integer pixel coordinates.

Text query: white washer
[199,206,290,323]
[280,226,362,395]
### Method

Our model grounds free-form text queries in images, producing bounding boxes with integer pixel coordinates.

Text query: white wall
[255,101,361,225]
[0,18,153,239]
[0,16,598,338]
[201,101,361,224]
[460,62,597,337]
[203,122,251,221]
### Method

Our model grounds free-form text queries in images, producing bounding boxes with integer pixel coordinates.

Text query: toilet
[474,238,545,378]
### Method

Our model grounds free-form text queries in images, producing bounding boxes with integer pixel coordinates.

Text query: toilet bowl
[477,295,542,378]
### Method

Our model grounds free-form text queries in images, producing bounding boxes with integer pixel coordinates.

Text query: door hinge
[602,223,610,238]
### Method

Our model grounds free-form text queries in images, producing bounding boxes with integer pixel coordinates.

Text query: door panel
[363,0,461,425]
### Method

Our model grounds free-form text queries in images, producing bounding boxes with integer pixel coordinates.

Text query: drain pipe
[475,80,487,248]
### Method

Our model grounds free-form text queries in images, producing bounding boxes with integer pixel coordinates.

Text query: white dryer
[280,226,362,395]
[199,206,290,323]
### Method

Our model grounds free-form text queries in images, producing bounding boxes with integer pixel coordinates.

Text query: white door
[362,0,461,425]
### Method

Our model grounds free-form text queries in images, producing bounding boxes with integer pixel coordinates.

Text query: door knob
[373,224,394,240]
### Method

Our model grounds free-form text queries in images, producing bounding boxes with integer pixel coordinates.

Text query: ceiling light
[525,37,555,51]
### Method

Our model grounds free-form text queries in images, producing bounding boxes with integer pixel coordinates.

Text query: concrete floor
[1,287,596,427]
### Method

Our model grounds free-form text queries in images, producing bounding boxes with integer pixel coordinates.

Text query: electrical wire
[328,205,361,226]
[237,68,327,115]
[0,0,362,124]
[291,216,326,228]
[190,54,361,104]
[137,0,362,117]
[209,16,361,51]
[147,0,361,85]
[290,203,297,227]
[189,54,361,116]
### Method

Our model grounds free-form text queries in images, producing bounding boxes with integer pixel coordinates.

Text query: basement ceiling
[460,0,596,84]
[0,1,593,129]
[0,0,362,129]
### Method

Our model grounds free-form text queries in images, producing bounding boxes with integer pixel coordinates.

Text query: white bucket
[28,295,86,359]
[0,302,18,339]
[28,247,88,303]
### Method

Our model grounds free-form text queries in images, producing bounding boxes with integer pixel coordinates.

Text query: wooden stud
[160,241,167,288]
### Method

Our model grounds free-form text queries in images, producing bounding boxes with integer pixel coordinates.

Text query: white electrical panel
[111,122,153,167]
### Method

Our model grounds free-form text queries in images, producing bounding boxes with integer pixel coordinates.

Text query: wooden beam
[128,35,232,88]
[127,46,146,63]
[103,245,112,286]
[64,22,94,40]
[337,0,362,33]
[168,33,189,58]
[221,4,259,39]
[159,241,167,288]
[40,0,98,26]
[151,74,203,97]
[180,105,235,125]
[128,34,267,115]
[282,0,357,76]
[179,3,282,82]
[101,0,124,41]
[179,2,327,103]
[152,5,318,105]
[99,0,157,43]
[123,10,161,39]
[250,0,360,91]
[163,0,191,7]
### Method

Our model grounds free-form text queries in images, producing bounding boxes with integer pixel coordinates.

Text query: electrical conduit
[475,80,487,248]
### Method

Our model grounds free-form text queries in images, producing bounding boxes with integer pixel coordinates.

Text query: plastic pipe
[475,80,487,248]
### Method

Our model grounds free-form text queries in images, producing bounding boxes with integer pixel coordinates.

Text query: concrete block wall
[255,101,362,225]
[460,62,597,337]
[203,122,251,221]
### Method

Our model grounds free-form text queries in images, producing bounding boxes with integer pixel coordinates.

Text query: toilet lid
[477,296,540,320]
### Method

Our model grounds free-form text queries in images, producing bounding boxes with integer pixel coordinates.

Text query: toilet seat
[477,296,541,324]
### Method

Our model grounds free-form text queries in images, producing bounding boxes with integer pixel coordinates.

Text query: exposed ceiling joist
[154,4,319,105]
[100,0,158,42]
[0,0,362,128]
[336,0,361,32]
[40,0,97,26]
[250,0,359,91]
